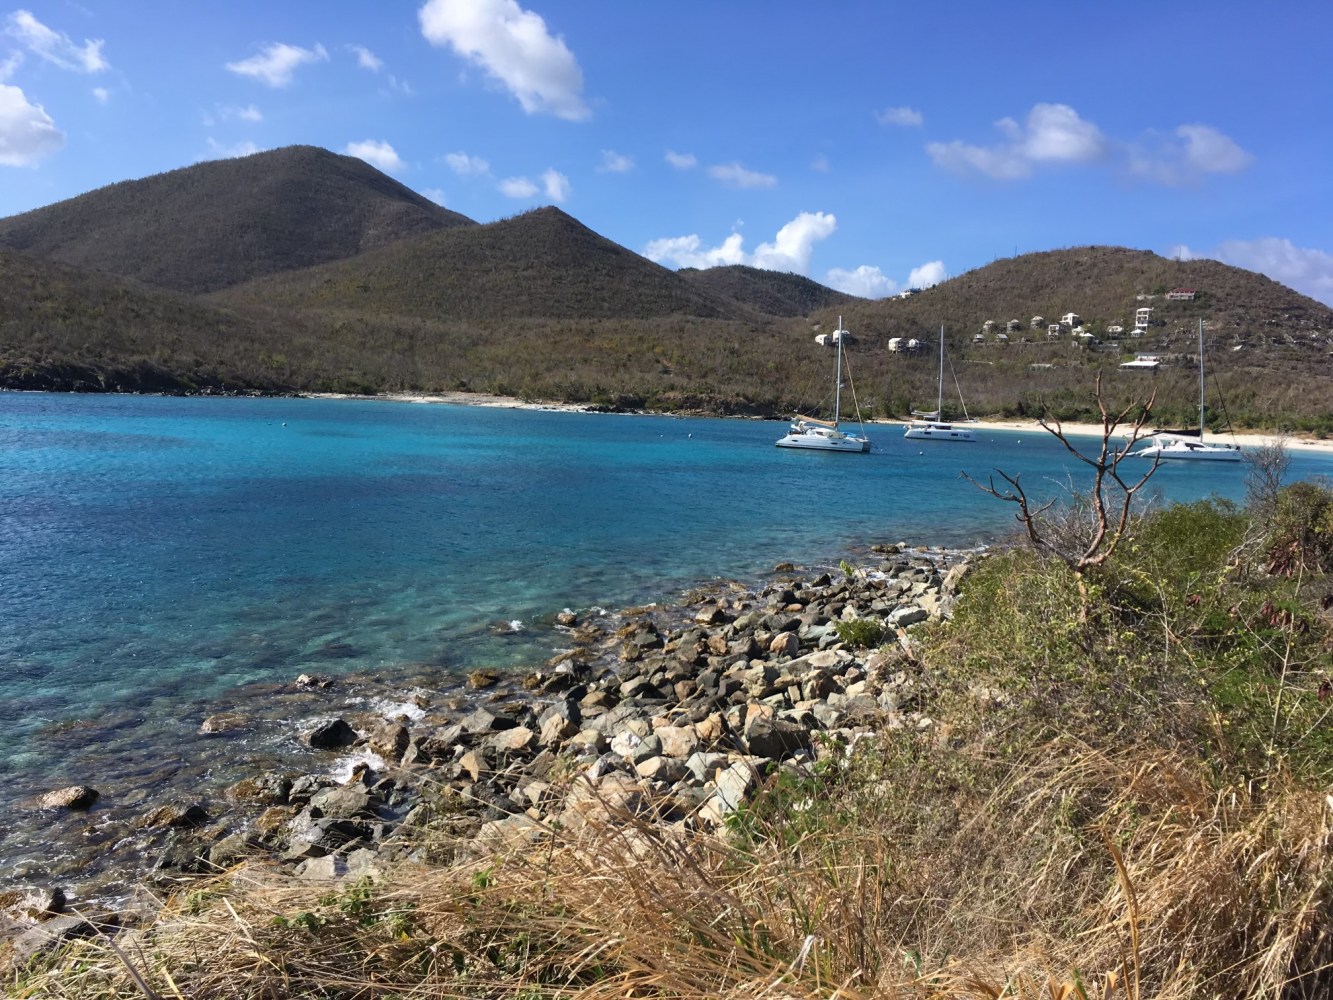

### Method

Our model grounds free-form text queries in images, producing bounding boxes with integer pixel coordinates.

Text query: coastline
[309,390,1333,455]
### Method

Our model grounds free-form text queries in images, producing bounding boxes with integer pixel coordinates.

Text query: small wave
[328,749,387,783]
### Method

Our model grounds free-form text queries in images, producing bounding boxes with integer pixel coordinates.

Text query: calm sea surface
[3,392,1331,811]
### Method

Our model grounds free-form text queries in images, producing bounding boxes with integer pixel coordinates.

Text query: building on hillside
[1006,319,1023,333]
[1031,315,1045,329]
[1106,325,1124,336]
[1061,312,1082,327]
[1047,323,1063,339]
[1166,288,1197,301]
[814,333,831,346]
[1134,306,1153,330]
[1120,354,1163,369]
[973,332,986,343]
[994,332,1009,343]
[888,337,902,352]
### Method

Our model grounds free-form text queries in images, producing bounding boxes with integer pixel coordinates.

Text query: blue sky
[2,1,1331,304]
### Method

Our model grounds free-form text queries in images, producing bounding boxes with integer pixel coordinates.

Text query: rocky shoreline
[2,541,981,967]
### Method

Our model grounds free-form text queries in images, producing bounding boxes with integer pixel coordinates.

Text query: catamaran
[1132,319,1241,462]
[904,324,976,442]
[776,316,871,453]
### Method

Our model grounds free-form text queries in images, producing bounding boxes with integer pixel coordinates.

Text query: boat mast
[936,324,945,419]
[1197,318,1205,442]
[833,316,845,426]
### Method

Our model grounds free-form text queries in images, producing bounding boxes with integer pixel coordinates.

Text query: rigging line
[843,353,868,432]
[1202,335,1238,444]
[946,353,971,421]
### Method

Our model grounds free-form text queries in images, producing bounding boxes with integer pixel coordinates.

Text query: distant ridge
[219,206,757,322]
[679,264,861,317]
[836,246,1333,341]
[0,145,474,294]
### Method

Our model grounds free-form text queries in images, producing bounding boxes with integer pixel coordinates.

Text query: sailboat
[1132,319,1241,462]
[903,325,976,442]
[775,316,871,453]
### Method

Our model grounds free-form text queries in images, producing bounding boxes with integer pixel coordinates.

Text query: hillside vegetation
[0,146,472,294]
[1,147,1330,431]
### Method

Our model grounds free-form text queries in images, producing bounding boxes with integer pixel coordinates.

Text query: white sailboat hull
[903,420,976,442]
[1132,434,1241,461]
[776,424,871,452]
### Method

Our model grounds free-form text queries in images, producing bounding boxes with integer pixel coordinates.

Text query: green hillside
[0,145,473,294]
[216,206,759,323]
[678,264,862,317]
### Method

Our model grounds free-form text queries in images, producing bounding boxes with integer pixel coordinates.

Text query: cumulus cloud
[665,149,697,170]
[226,42,328,88]
[444,150,490,176]
[875,105,922,127]
[825,265,897,298]
[542,168,569,201]
[1129,124,1253,185]
[928,103,1107,180]
[5,9,107,73]
[422,187,447,206]
[0,81,63,165]
[349,44,383,72]
[201,137,261,161]
[345,139,405,173]
[644,212,836,274]
[418,0,588,120]
[597,149,633,173]
[1173,238,1333,307]
[91,86,108,105]
[499,175,538,198]
[908,261,948,288]
[811,154,830,172]
[707,161,777,189]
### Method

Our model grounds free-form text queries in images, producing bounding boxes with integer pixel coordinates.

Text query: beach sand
[310,391,1333,455]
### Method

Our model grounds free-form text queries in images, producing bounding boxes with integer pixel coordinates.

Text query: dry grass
[10,735,1333,1000]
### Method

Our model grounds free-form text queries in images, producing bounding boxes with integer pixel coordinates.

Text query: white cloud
[499,175,538,198]
[707,161,777,189]
[665,150,697,170]
[1129,124,1253,185]
[345,139,405,173]
[444,150,490,176]
[751,212,836,272]
[91,86,108,105]
[418,0,588,121]
[597,149,633,173]
[876,106,923,127]
[811,154,830,173]
[212,103,262,123]
[908,260,948,288]
[928,103,1107,180]
[226,42,328,88]
[542,168,569,201]
[644,212,836,274]
[349,44,383,72]
[422,187,447,206]
[1173,238,1333,307]
[642,232,747,269]
[826,265,897,298]
[0,50,21,82]
[201,137,261,161]
[5,9,107,73]
[0,81,63,165]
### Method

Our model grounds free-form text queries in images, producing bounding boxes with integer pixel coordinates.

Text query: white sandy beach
[310,391,1333,455]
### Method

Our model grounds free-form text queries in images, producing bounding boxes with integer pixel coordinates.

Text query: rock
[743,717,813,760]
[768,632,800,658]
[653,724,700,759]
[487,726,537,756]
[474,813,547,853]
[889,607,929,628]
[308,786,374,818]
[461,707,519,735]
[295,673,335,690]
[295,855,347,881]
[467,669,501,690]
[35,786,99,811]
[634,755,687,783]
[226,773,292,805]
[306,718,358,750]
[139,802,210,828]
[369,722,410,762]
[555,610,579,627]
[199,712,249,735]
[12,914,97,964]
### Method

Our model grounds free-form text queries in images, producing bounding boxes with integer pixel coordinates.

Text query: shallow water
[2,393,1328,816]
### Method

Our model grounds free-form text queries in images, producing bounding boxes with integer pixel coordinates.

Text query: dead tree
[965,373,1160,596]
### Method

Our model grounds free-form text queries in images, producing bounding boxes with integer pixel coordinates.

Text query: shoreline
[308,390,1333,455]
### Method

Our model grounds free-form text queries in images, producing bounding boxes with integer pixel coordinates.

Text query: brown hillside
[0,146,473,294]
[679,264,861,317]
[218,206,759,322]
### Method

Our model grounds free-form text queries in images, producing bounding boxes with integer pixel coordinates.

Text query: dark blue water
[2,392,1329,805]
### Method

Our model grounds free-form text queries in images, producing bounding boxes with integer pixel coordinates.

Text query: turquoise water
[2,392,1330,807]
